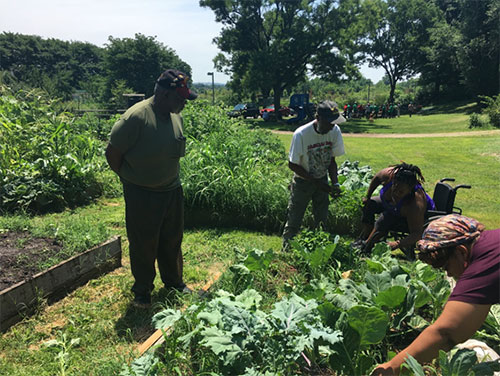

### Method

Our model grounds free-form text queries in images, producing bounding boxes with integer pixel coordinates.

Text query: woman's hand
[387,240,400,250]
[371,362,398,376]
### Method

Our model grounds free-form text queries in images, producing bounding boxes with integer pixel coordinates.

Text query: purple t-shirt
[448,229,500,305]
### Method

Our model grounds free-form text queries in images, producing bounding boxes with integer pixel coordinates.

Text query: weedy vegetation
[1,86,499,375]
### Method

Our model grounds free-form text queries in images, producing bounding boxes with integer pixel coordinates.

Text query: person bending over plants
[372,214,499,375]
[352,162,435,257]
[281,100,346,250]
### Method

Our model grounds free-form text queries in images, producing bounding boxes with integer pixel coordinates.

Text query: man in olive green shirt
[106,69,197,307]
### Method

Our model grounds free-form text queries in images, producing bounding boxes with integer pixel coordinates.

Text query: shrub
[480,94,500,128]
[468,113,488,128]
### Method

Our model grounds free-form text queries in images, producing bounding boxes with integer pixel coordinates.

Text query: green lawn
[341,113,473,134]
[276,132,500,229]
[252,102,494,134]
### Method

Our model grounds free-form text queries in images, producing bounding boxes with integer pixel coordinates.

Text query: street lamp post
[207,72,214,105]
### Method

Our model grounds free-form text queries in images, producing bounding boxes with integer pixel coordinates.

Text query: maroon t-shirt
[448,229,500,305]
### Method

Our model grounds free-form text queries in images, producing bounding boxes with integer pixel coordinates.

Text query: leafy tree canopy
[0,32,103,98]
[353,0,441,103]
[200,0,357,110]
[103,33,192,98]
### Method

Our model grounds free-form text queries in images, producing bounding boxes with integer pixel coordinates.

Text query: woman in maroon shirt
[372,214,500,375]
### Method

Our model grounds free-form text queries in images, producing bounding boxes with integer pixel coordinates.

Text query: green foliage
[419,0,499,102]
[182,101,369,235]
[103,33,191,101]
[147,290,342,376]
[354,0,441,102]
[228,248,276,295]
[402,349,500,376]
[468,113,488,128]
[475,305,500,353]
[0,32,104,99]
[200,0,353,109]
[290,231,341,279]
[0,85,113,213]
[480,94,500,128]
[119,352,160,376]
[181,100,289,232]
[43,333,81,376]
[337,160,374,191]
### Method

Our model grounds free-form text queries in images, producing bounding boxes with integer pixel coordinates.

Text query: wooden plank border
[137,270,222,356]
[0,236,122,332]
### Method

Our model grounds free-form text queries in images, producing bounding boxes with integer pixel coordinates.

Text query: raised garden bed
[0,235,121,332]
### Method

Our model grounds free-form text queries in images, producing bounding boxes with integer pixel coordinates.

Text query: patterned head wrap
[417,214,485,253]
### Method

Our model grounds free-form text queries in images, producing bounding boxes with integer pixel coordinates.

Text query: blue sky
[0,0,384,84]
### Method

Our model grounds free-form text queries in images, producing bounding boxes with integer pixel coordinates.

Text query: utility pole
[207,72,214,105]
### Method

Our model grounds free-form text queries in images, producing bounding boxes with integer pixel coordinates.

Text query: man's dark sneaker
[165,284,193,294]
[132,294,151,308]
[176,285,193,294]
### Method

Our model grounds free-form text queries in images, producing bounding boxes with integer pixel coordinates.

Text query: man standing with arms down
[282,100,346,248]
[105,69,197,307]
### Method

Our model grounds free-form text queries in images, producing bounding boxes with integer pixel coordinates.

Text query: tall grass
[181,101,365,235]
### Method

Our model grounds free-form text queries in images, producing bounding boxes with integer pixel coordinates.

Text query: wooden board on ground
[0,236,122,332]
[137,270,222,356]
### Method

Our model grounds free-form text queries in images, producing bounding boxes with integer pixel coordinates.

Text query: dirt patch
[0,231,64,291]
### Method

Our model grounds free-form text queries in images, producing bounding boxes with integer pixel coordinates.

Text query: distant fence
[74,109,125,119]
[73,94,144,118]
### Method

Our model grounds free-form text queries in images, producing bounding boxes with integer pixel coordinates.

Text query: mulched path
[0,231,64,291]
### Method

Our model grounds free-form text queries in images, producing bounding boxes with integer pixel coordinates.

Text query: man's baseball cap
[157,69,198,100]
[316,100,346,124]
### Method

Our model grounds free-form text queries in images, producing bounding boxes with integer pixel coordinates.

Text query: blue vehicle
[286,94,316,124]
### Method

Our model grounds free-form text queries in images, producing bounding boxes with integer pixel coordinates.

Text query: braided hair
[390,162,425,187]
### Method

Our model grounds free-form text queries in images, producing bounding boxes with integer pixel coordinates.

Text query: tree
[446,0,499,98]
[103,33,191,99]
[417,0,499,102]
[355,0,440,103]
[418,20,463,101]
[200,0,354,113]
[0,32,104,98]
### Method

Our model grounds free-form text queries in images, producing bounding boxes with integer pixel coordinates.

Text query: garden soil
[0,231,63,291]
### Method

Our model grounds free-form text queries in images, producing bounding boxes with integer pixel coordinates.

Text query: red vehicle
[260,104,292,120]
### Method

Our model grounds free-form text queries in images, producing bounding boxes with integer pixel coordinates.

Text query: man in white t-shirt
[282,100,346,246]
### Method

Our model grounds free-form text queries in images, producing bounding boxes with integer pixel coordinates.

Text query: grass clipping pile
[0,231,64,291]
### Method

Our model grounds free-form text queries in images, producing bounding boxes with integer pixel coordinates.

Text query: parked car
[260,104,292,121]
[227,103,260,118]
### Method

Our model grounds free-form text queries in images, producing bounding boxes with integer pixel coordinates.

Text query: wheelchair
[387,178,471,259]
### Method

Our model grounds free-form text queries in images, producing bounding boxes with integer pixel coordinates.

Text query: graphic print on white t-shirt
[307,141,333,178]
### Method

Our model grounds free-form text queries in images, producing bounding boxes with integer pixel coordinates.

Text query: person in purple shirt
[353,162,435,256]
[372,214,500,375]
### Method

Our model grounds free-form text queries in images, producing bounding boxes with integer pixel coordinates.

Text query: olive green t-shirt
[109,97,185,191]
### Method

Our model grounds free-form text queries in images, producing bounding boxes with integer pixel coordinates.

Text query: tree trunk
[273,88,282,120]
[389,80,396,104]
